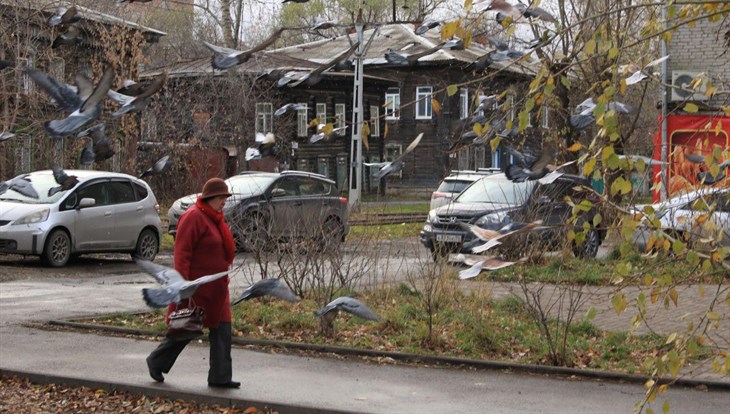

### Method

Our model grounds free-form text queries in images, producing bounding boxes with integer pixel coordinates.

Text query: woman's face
[206,195,229,212]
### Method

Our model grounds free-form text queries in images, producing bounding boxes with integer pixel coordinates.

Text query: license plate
[436,234,461,243]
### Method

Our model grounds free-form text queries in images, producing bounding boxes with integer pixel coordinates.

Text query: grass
[84,285,703,375]
[358,203,431,214]
[348,222,424,239]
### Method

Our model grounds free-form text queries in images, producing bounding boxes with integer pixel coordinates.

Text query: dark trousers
[147,322,233,384]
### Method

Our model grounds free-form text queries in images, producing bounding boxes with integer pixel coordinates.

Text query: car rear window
[134,182,148,200]
[437,180,473,193]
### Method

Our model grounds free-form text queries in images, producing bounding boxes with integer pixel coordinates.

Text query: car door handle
[136,206,144,212]
[104,211,112,217]
[293,202,302,206]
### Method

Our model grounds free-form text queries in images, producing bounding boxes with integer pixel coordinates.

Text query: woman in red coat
[146,178,240,388]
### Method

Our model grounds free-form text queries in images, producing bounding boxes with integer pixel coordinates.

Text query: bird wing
[134,258,184,286]
[9,177,39,199]
[245,28,285,55]
[80,67,114,113]
[471,238,502,254]
[458,260,485,280]
[27,68,82,111]
[106,89,135,106]
[142,287,179,308]
[363,162,389,168]
[202,41,243,57]
[529,145,556,173]
[338,297,380,321]
[407,43,445,63]
[51,165,66,184]
[462,223,501,241]
[74,74,94,101]
[134,74,165,100]
[180,270,230,289]
[395,132,424,162]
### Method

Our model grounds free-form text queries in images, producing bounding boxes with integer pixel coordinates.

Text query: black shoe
[146,358,164,383]
[208,381,240,389]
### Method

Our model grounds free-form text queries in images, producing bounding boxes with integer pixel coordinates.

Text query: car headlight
[13,208,50,225]
[427,210,437,224]
[475,212,506,228]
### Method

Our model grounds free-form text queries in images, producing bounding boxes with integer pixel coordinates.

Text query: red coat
[166,205,233,328]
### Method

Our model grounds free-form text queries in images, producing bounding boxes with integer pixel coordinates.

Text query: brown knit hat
[201,177,232,200]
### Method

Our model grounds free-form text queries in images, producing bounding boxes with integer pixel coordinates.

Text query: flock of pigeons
[0,6,173,199]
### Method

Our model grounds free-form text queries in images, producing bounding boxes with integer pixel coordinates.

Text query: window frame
[335,103,346,136]
[370,105,380,137]
[459,88,469,119]
[384,88,400,120]
[256,102,273,134]
[385,143,403,178]
[415,86,433,120]
[316,103,327,125]
[297,103,308,137]
[541,104,549,129]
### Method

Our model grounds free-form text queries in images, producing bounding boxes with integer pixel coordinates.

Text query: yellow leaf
[464,0,473,12]
[432,98,441,114]
[361,121,370,137]
[715,120,723,135]
[566,142,583,152]
[583,158,596,176]
[611,293,627,315]
[441,20,459,40]
[707,312,721,321]
[684,103,699,113]
[363,133,369,151]
[463,30,472,48]
[668,288,678,306]
[382,99,393,108]
[308,118,320,128]
[383,123,388,139]
[447,85,459,96]
[585,38,596,56]
[473,123,482,136]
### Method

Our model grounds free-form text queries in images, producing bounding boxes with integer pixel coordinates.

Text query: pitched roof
[269,23,534,76]
[0,0,166,37]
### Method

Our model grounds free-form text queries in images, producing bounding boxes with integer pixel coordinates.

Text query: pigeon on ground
[52,24,83,48]
[365,133,423,180]
[274,103,307,116]
[0,131,14,142]
[29,66,113,137]
[458,257,518,279]
[106,74,165,119]
[78,124,114,162]
[48,6,80,26]
[135,258,231,308]
[1,175,40,199]
[48,165,78,197]
[203,28,285,70]
[139,155,172,179]
[231,278,299,306]
[314,296,380,322]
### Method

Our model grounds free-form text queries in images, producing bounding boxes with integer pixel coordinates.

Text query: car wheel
[430,244,451,262]
[573,228,600,258]
[237,213,270,252]
[41,229,71,267]
[133,228,159,261]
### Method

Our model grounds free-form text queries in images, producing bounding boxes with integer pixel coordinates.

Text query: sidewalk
[0,270,728,413]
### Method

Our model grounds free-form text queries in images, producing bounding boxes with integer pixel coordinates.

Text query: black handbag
[166,298,205,340]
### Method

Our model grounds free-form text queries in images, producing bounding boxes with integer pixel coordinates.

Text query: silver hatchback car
[0,170,162,267]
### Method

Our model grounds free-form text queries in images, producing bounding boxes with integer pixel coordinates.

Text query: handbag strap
[173,297,198,311]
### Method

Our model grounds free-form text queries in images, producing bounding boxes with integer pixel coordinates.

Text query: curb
[0,368,366,414]
[48,320,730,392]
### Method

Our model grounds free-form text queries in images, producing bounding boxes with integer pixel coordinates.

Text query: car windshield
[438,180,473,193]
[456,176,535,205]
[226,175,277,196]
[0,172,72,204]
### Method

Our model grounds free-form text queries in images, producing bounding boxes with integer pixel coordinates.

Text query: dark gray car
[168,171,349,251]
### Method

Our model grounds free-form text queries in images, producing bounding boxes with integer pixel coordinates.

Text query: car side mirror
[270,188,287,198]
[77,197,96,209]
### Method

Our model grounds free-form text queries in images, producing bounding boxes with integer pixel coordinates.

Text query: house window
[256,102,273,133]
[316,103,327,125]
[474,147,486,169]
[458,147,470,170]
[142,112,158,142]
[508,95,515,121]
[490,147,501,168]
[460,88,469,119]
[385,143,403,178]
[385,88,400,120]
[541,104,549,129]
[297,103,308,137]
[335,103,346,136]
[18,58,32,94]
[370,105,380,137]
[416,86,432,119]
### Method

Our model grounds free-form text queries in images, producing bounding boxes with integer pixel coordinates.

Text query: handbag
[166,298,205,340]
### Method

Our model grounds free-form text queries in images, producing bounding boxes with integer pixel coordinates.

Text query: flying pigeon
[465,220,544,254]
[139,155,172,179]
[473,48,529,70]
[312,19,337,31]
[135,258,231,308]
[365,133,423,180]
[52,24,83,48]
[504,145,559,182]
[0,131,14,142]
[274,103,307,116]
[0,175,39,199]
[310,123,347,143]
[203,28,285,70]
[473,95,499,115]
[231,278,299,305]
[79,147,95,165]
[414,18,442,35]
[78,124,114,162]
[617,154,669,166]
[514,3,557,23]
[683,153,706,164]
[697,167,728,185]
[486,36,509,51]
[29,66,114,137]
[458,257,518,279]
[574,97,634,116]
[48,165,78,197]
[314,296,380,322]
[385,42,445,66]
[245,132,277,161]
[474,0,521,17]
[106,74,165,119]
[623,56,669,86]
[568,114,595,131]
[48,6,80,26]
[280,41,360,87]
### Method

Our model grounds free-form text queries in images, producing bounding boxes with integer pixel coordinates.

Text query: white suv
[430,169,501,210]
[0,170,162,267]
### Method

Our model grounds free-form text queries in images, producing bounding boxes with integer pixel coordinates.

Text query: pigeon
[280,41,360,88]
[29,66,114,137]
[115,79,148,96]
[385,42,445,66]
[514,3,557,23]
[466,220,544,254]
[203,28,285,70]
[245,132,277,161]
[135,258,231,308]
[0,59,14,70]
[683,153,706,164]
[0,175,39,199]
[504,145,557,182]
[52,24,83,49]
[312,19,337,31]
[414,18,442,35]
[458,257,518,279]
[106,74,165,119]
[274,103,307,116]
[48,6,80,26]
[139,155,172,179]
[365,133,423,180]
[486,36,509,51]
[231,278,299,305]
[622,56,668,86]
[473,48,529,70]
[79,147,95,165]
[443,39,465,50]
[78,124,114,162]
[473,95,499,115]
[0,131,14,142]
[617,154,669,166]
[310,123,347,143]
[574,97,634,116]
[48,165,78,197]
[568,114,595,131]
[474,0,521,17]
[314,296,380,322]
